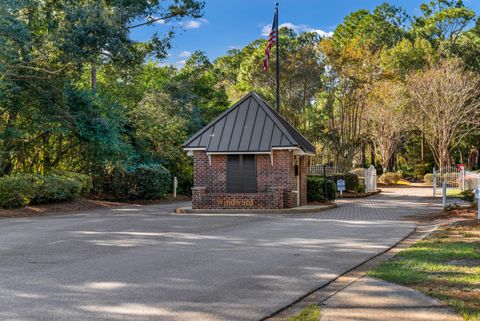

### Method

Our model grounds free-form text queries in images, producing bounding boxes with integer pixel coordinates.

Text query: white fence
[432,166,480,196]
[308,164,339,176]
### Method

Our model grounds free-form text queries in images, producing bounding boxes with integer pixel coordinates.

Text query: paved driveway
[0,188,441,321]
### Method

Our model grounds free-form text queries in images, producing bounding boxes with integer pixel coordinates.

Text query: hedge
[379,172,403,185]
[424,173,434,184]
[328,173,359,191]
[0,172,92,208]
[349,168,366,178]
[307,176,336,202]
[98,163,171,200]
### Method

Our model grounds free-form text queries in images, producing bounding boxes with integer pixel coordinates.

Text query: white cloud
[176,60,187,67]
[261,22,333,38]
[155,19,166,25]
[181,18,208,29]
[179,50,192,58]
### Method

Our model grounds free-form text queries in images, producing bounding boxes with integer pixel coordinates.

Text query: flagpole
[275,1,280,113]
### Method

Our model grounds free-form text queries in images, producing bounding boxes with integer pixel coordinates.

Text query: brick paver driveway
[0,187,442,321]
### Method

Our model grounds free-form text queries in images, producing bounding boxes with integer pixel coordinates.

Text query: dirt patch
[407,208,477,222]
[0,194,191,219]
[444,259,480,267]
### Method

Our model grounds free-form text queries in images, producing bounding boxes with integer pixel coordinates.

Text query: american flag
[263,8,278,71]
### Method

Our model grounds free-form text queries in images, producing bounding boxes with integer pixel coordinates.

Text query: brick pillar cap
[192,186,207,191]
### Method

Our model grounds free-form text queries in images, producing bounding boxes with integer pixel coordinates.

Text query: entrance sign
[337,179,346,197]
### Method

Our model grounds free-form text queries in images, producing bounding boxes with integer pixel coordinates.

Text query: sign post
[173,176,178,199]
[475,187,480,222]
[442,180,447,210]
[337,179,346,198]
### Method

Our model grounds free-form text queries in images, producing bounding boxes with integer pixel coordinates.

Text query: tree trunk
[361,141,366,168]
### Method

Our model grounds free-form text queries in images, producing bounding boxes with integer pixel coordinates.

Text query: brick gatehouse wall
[192,150,307,209]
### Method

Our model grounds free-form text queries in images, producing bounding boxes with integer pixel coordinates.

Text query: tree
[365,81,409,172]
[215,29,325,134]
[319,38,381,170]
[407,59,480,168]
[0,0,204,176]
[412,0,475,49]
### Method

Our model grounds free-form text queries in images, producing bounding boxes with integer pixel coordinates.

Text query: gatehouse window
[227,155,257,193]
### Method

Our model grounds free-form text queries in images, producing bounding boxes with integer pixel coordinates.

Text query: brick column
[270,187,285,209]
[192,186,207,209]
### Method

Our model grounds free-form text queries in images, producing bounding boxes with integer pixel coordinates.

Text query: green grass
[446,188,463,197]
[286,304,320,321]
[369,223,480,321]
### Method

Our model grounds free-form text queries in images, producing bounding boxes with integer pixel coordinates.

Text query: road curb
[261,218,466,321]
[175,203,337,215]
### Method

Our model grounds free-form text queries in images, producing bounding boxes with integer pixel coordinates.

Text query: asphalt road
[0,188,441,321]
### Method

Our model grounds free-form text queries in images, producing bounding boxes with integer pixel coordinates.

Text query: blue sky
[130,0,480,67]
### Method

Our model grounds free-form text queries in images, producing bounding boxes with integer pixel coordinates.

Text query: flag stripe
[263,9,278,71]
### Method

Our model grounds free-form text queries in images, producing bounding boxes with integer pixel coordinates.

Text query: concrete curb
[262,218,467,321]
[338,189,382,199]
[175,203,337,215]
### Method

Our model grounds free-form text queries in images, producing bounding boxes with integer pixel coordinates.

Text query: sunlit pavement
[0,188,443,321]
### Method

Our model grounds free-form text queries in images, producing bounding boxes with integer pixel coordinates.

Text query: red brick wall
[300,156,308,206]
[193,151,226,193]
[192,150,308,209]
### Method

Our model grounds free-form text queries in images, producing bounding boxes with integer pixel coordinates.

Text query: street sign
[337,179,346,192]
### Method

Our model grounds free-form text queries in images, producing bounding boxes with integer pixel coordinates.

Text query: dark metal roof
[183,91,316,154]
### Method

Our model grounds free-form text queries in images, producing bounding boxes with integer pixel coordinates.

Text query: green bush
[357,184,366,193]
[307,176,336,201]
[329,173,359,191]
[0,175,36,208]
[460,189,475,204]
[127,163,171,199]
[98,163,172,200]
[379,172,403,185]
[0,172,92,208]
[50,170,93,195]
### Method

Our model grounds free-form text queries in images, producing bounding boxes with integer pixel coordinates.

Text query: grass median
[369,221,480,321]
[286,304,320,321]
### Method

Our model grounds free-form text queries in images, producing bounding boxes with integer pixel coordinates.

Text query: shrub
[50,170,93,195]
[460,189,475,204]
[98,163,172,200]
[413,164,429,178]
[357,184,366,193]
[127,163,171,199]
[444,172,459,186]
[329,173,359,191]
[379,172,402,185]
[464,176,480,190]
[0,175,36,208]
[32,174,82,204]
[0,172,92,208]
[349,168,366,178]
[424,173,434,184]
[307,176,336,201]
